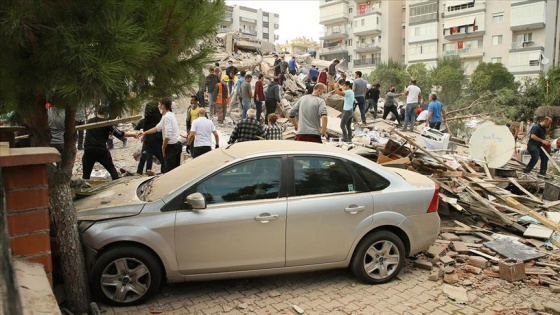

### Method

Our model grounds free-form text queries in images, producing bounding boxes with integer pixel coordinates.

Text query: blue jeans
[524,145,548,175]
[340,110,353,142]
[402,103,417,131]
[255,100,263,122]
[241,99,251,119]
[354,96,366,124]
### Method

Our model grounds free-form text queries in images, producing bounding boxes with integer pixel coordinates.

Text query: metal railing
[356,42,380,49]
[355,5,381,16]
[511,41,543,49]
[239,29,257,36]
[320,45,348,52]
[442,46,483,57]
[354,58,381,66]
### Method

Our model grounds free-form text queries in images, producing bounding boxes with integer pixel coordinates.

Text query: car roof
[223,140,351,158]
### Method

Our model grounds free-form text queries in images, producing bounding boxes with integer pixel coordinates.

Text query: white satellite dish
[542,57,550,65]
[469,125,515,168]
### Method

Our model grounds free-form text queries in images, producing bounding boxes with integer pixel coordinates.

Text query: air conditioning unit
[441,12,445,18]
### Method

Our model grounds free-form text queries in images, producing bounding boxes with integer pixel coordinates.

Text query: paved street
[102,261,557,315]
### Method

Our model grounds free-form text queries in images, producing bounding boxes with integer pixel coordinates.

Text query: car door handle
[344,206,365,214]
[254,214,279,223]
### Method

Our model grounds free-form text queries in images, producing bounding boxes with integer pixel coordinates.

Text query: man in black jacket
[366,83,381,119]
[135,102,165,174]
[82,106,138,180]
[265,77,281,117]
[225,60,238,96]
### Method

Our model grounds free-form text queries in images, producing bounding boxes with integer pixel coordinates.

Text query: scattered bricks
[414,258,433,270]
[427,245,448,258]
[428,268,442,281]
[455,255,470,263]
[440,256,455,266]
[492,266,500,273]
[462,280,473,286]
[443,272,459,284]
[544,302,560,315]
[451,241,470,254]
[443,266,455,274]
[464,265,482,275]
[499,259,525,282]
[480,247,496,256]
[440,233,461,241]
[483,271,500,278]
[529,278,540,286]
[468,256,488,269]
[447,251,458,258]
[550,286,560,293]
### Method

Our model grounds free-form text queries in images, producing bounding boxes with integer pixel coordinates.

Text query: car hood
[75,177,149,220]
[389,168,435,188]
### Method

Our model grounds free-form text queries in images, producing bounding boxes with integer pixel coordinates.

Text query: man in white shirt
[186,108,219,158]
[402,79,421,132]
[141,98,183,172]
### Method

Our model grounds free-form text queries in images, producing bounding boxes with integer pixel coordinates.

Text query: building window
[517,32,533,43]
[492,13,504,24]
[348,56,352,62]
[263,16,269,23]
[492,35,503,45]
[345,39,353,46]
[447,1,475,12]
[349,7,353,13]
[491,57,502,63]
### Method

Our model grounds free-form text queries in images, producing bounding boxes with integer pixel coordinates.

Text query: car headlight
[78,220,95,233]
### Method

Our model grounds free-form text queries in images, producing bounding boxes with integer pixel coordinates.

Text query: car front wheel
[91,246,162,306]
[351,230,405,284]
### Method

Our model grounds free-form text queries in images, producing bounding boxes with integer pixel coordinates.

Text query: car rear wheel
[91,246,162,306]
[351,230,405,284]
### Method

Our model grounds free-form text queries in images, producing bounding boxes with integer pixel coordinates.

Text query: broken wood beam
[508,177,541,203]
[541,147,560,174]
[75,115,142,131]
[393,129,455,171]
[504,196,560,232]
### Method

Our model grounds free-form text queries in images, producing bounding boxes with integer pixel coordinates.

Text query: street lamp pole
[546,75,550,94]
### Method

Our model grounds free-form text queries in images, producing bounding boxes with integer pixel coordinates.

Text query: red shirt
[318,72,327,85]
[254,80,265,101]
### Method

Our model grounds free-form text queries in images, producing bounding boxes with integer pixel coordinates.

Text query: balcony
[355,4,381,16]
[223,14,233,23]
[510,1,546,31]
[240,17,257,24]
[353,58,381,67]
[510,41,544,52]
[320,2,349,24]
[239,29,257,36]
[319,44,348,55]
[443,27,485,40]
[319,30,348,41]
[354,42,381,53]
[442,46,484,59]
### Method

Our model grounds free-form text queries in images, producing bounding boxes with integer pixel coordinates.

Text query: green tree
[430,58,466,108]
[540,65,560,107]
[366,59,408,93]
[406,63,432,102]
[0,0,224,312]
[470,62,517,95]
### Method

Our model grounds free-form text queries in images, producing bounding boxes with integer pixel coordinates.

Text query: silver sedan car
[76,140,440,306]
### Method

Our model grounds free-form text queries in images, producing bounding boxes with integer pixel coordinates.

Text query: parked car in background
[76,141,440,306]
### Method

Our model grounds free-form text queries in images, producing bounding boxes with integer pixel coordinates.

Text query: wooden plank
[525,268,557,276]
[440,227,487,233]
[461,161,478,174]
[393,129,455,171]
[535,261,560,270]
[482,162,493,180]
[457,178,515,227]
[469,249,500,262]
[438,170,464,177]
[75,115,142,131]
[504,196,560,232]
[508,177,541,203]
[544,200,560,209]
[523,224,554,239]
[541,147,560,174]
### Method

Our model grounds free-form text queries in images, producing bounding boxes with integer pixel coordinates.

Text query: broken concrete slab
[484,238,547,262]
[544,302,560,315]
[524,224,554,239]
[468,256,488,269]
[414,258,433,270]
[451,241,470,254]
[427,244,448,258]
[440,255,455,266]
[443,284,469,303]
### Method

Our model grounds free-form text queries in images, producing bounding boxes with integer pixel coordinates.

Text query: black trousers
[137,134,165,174]
[192,146,211,158]
[429,122,442,130]
[382,106,401,124]
[164,142,183,173]
[265,100,277,117]
[82,147,119,180]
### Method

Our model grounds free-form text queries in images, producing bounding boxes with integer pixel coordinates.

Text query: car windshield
[143,148,235,202]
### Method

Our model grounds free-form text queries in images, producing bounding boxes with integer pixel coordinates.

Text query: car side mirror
[185,192,207,210]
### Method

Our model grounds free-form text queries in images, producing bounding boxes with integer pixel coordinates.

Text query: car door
[174,157,287,274]
[285,155,374,266]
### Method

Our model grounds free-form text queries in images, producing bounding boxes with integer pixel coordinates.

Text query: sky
[225,0,322,44]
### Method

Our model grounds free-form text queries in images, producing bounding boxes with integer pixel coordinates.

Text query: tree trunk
[46,106,90,314]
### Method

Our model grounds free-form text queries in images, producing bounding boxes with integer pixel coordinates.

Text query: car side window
[350,162,390,191]
[196,158,281,204]
[293,156,355,196]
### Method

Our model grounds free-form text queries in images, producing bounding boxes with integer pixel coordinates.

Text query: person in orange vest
[214,75,230,124]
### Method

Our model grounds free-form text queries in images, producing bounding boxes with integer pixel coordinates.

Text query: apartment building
[318,0,404,73]
[405,0,560,79]
[280,38,320,55]
[219,5,280,43]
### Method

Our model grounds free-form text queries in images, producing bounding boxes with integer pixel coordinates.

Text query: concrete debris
[292,304,305,314]
[443,284,469,303]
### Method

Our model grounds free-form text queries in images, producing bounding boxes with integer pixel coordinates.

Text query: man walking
[273,54,281,78]
[327,59,340,92]
[225,60,238,96]
[382,85,403,125]
[228,108,266,144]
[366,83,380,119]
[336,81,355,143]
[240,74,253,119]
[82,106,137,180]
[205,67,220,117]
[353,71,368,125]
[214,75,229,124]
[308,65,319,81]
[187,108,219,158]
[289,83,328,143]
[265,76,281,117]
[425,94,446,130]
[288,56,298,75]
[254,74,265,122]
[402,79,421,132]
[141,98,183,172]
[524,116,552,178]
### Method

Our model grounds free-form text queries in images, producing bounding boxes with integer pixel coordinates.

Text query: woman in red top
[318,68,328,85]
[254,74,266,122]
